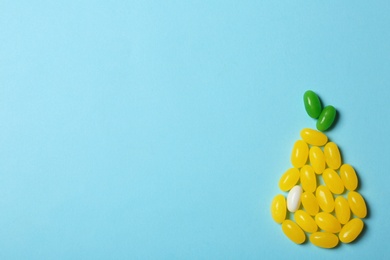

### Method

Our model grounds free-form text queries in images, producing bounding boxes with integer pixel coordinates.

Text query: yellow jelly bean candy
[322,168,344,195]
[279,168,300,192]
[340,164,358,191]
[271,194,287,224]
[315,212,341,233]
[309,146,326,174]
[310,232,339,249]
[300,128,328,146]
[348,191,367,218]
[334,196,351,225]
[282,220,306,244]
[324,142,342,170]
[291,140,309,168]
[339,218,364,243]
[316,185,335,213]
[300,165,317,193]
[301,191,319,216]
[294,210,318,233]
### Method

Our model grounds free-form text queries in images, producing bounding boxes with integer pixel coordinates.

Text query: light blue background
[1,1,389,259]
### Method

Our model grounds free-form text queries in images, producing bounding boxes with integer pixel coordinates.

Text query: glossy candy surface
[316,105,336,131]
[301,192,319,216]
[287,185,303,212]
[294,210,317,233]
[279,168,300,192]
[310,232,339,248]
[282,220,306,244]
[324,142,341,170]
[300,128,328,146]
[271,194,286,224]
[348,191,367,218]
[335,196,351,225]
[316,185,335,213]
[309,146,326,174]
[322,168,344,194]
[339,218,364,243]
[340,164,358,191]
[271,94,368,249]
[303,90,322,119]
[315,212,341,233]
[291,140,308,168]
[300,165,316,193]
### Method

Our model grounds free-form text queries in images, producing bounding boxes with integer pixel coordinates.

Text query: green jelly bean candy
[303,90,322,119]
[317,105,336,131]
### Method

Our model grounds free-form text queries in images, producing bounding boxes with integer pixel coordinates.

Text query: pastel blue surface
[1,1,389,259]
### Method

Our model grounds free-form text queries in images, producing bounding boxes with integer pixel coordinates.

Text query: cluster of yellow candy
[271,128,367,248]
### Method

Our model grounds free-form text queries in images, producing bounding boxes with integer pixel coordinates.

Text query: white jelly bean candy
[287,185,303,212]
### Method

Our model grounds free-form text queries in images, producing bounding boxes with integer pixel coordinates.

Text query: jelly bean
[310,232,339,249]
[300,128,328,146]
[315,212,341,233]
[339,218,364,243]
[279,168,300,192]
[271,194,287,224]
[316,185,335,213]
[340,164,358,191]
[322,168,344,195]
[324,142,341,170]
[348,191,367,218]
[303,90,322,119]
[294,210,318,233]
[291,140,309,168]
[309,146,326,174]
[282,220,306,244]
[301,192,319,216]
[335,196,351,225]
[287,185,303,212]
[316,105,336,132]
[300,165,316,193]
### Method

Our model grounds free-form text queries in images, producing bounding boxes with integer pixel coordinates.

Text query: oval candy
[316,185,335,213]
[315,212,341,233]
[300,165,317,193]
[348,191,367,218]
[282,220,306,244]
[322,168,344,195]
[309,146,326,174]
[303,90,322,119]
[279,168,300,192]
[301,192,319,216]
[310,232,339,249]
[339,218,364,243]
[340,164,358,191]
[294,210,318,233]
[300,128,328,146]
[335,196,351,225]
[287,185,303,212]
[324,142,342,170]
[291,140,309,168]
[316,105,336,132]
[271,194,287,224]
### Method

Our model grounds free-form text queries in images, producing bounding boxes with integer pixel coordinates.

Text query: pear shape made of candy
[270,91,367,248]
